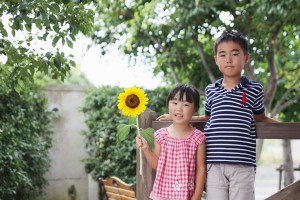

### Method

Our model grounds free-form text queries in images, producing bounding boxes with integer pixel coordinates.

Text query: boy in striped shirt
[158,30,278,200]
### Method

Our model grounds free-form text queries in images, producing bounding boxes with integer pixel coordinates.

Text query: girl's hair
[214,30,249,55]
[166,83,200,112]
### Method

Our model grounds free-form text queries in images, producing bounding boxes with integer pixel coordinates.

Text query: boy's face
[168,92,195,124]
[214,41,250,78]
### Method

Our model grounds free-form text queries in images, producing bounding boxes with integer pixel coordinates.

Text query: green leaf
[52,36,60,47]
[117,124,131,143]
[66,38,73,48]
[140,128,154,149]
[53,57,61,69]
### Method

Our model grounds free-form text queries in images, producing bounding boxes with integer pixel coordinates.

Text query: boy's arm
[191,115,210,121]
[191,143,206,200]
[136,135,160,170]
[254,113,278,123]
[157,114,210,121]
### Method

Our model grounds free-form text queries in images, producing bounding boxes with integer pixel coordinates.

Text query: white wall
[44,85,98,200]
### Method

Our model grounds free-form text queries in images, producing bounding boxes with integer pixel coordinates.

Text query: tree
[91,0,300,186]
[0,1,96,198]
[0,0,95,92]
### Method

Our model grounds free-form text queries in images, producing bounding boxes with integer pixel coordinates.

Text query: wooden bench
[98,176,136,200]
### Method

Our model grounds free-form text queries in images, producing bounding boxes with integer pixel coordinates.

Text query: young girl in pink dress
[136,83,206,200]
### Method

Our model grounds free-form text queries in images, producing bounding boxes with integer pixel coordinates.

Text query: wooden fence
[136,108,300,200]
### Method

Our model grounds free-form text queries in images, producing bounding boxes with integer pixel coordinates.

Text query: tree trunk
[282,139,294,187]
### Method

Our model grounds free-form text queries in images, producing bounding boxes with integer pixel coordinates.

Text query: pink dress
[150,127,206,200]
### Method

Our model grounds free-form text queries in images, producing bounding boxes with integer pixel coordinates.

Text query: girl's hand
[157,114,171,121]
[135,135,150,151]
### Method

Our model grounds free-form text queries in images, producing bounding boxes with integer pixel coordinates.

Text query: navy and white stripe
[204,76,265,167]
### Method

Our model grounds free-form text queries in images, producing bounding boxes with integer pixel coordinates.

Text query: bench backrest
[99,176,136,200]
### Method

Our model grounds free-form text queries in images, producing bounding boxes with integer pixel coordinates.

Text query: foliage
[34,67,94,88]
[0,84,53,199]
[91,0,300,121]
[81,86,169,183]
[0,0,96,92]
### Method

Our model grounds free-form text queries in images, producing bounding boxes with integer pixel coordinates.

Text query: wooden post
[136,108,157,200]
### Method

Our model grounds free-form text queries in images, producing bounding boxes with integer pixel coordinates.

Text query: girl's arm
[136,135,160,170]
[191,143,206,200]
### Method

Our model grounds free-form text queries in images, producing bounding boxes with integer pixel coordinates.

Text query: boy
[158,30,278,200]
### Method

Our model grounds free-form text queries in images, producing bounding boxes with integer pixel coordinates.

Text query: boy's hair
[214,30,249,55]
[166,83,200,112]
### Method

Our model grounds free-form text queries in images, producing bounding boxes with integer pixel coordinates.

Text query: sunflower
[117,86,148,117]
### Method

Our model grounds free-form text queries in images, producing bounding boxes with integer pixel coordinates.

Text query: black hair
[214,30,249,55]
[166,83,200,112]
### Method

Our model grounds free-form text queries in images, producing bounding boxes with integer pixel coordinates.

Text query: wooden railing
[136,109,300,200]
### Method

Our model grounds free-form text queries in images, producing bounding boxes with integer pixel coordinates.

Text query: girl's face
[168,92,195,124]
[214,41,250,78]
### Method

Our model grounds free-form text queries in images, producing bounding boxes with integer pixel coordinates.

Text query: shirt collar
[215,76,250,88]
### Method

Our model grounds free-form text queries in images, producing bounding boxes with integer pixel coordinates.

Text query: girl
[136,83,206,200]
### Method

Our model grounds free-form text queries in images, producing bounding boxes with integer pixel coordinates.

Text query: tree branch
[265,24,282,112]
[271,77,300,116]
[191,33,216,83]
[167,63,180,84]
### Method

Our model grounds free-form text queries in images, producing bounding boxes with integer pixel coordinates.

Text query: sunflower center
[125,94,140,108]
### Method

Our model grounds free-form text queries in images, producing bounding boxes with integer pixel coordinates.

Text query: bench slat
[106,192,135,200]
[104,185,135,197]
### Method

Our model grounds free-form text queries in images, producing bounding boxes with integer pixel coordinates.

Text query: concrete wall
[44,85,98,200]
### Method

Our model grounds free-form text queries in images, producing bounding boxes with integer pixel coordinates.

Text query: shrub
[0,87,53,199]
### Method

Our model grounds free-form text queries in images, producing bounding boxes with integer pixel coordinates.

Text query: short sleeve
[253,83,265,115]
[204,85,212,116]
[192,129,206,146]
[154,128,167,145]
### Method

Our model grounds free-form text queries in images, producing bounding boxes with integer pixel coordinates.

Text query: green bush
[81,86,170,183]
[0,87,53,199]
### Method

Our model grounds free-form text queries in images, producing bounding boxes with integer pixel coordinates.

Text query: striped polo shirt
[204,76,265,167]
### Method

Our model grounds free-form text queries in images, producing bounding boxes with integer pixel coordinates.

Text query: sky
[71,37,165,89]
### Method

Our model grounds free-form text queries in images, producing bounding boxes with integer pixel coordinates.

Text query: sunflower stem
[136,116,142,176]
